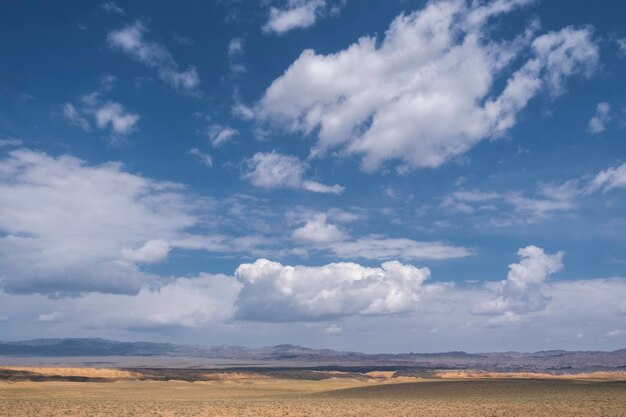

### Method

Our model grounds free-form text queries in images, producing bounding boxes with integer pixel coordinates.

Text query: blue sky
[0,0,625,352]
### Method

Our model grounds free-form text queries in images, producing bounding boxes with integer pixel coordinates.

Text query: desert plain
[1,367,626,416]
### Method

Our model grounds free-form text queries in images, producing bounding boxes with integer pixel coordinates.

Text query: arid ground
[1,367,625,416]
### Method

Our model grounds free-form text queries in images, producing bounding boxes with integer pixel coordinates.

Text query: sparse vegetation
[1,368,625,416]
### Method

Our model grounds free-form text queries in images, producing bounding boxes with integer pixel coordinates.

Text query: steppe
[1,367,625,416]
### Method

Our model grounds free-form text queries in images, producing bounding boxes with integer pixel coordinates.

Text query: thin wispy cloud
[107,21,201,95]
[188,148,214,167]
[101,1,124,15]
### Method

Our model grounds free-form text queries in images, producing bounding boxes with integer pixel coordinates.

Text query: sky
[0,0,625,353]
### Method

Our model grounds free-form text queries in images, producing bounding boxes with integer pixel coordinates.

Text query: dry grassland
[1,367,625,416]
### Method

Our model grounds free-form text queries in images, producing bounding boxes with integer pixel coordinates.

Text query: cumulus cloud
[473,245,564,318]
[0,149,197,296]
[122,239,171,264]
[263,0,344,35]
[95,102,140,135]
[588,102,610,134]
[234,258,430,321]
[243,151,344,194]
[292,213,347,243]
[62,96,139,138]
[188,148,213,167]
[108,21,200,94]
[258,0,598,171]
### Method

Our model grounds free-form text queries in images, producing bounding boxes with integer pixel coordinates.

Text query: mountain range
[1,338,626,373]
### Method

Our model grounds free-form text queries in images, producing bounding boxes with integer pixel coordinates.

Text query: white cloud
[234,258,430,321]
[258,0,598,171]
[605,329,625,338]
[507,184,578,220]
[62,90,140,138]
[327,236,472,261]
[108,21,200,94]
[62,103,91,131]
[84,273,241,329]
[325,323,343,333]
[263,0,340,35]
[95,102,140,135]
[301,180,344,194]
[101,1,124,14]
[232,101,255,120]
[473,245,564,317]
[36,312,62,323]
[4,272,626,350]
[587,163,626,193]
[443,162,626,227]
[287,210,471,260]
[326,207,365,223]
[588,102,610,134]
[14,273,242,330]
[292,213,347,243]
[442,180,582,225]
[0,138,23,148]
[122,239,171,264]
[244,152,304,189]
[618,38,626,56]
[188,148,213,167]
[243,151,344,194]
[227,38,246,74]
[228,38,244,59]
[207,125,238,147]
[0,149,197,296]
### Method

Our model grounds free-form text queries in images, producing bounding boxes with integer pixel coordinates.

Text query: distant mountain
[1,338,625,373]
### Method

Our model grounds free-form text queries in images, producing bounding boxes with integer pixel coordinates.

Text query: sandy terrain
[1,367,625,416]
